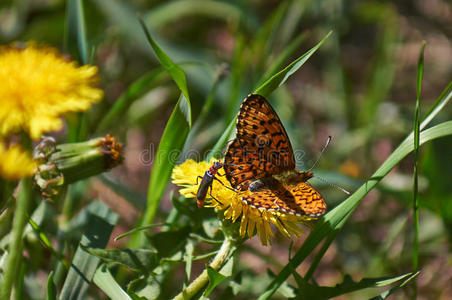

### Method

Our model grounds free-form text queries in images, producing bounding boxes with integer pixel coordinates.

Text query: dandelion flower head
[0,43,103,139]
[0,142,36,180]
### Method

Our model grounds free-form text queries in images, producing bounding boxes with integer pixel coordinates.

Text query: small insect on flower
[196,161,231,207]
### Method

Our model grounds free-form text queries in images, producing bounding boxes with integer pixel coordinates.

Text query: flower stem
[173,236,236,300]
[0,177,32,300]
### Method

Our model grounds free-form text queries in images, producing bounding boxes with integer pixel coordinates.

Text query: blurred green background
[1,0,451,298]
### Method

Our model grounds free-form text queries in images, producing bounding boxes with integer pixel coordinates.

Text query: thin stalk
[412,41,425,298]
[173,236,236,300]
[0,177,33,300]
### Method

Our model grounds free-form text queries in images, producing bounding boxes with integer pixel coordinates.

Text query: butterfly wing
[224,94,295,190]
[241,180,326,218]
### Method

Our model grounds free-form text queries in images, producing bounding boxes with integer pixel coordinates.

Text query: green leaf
[412,41,425,289]
[135,20,192,229]
[139,17,192,113]
[204,266,227,297]
[60,201,118,300]
[46,271,57,300]
[93,264,132,300]
[184,240,195,285]
[295,271,419,299]
[254,31,332,96]
[81,246,160,273]
[140,93,191,229]
[257,32,306,87]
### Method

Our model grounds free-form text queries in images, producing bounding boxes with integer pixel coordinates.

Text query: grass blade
[93,265,132,300]
[412,41,425,297]
[137,18,192,228]
[141,93,191,228]
[47,271,57,300]
[60,201,118,300]
[256,32,307,87]
[254,31,332,96]
[139,17,192,110]
[64,0,88,64]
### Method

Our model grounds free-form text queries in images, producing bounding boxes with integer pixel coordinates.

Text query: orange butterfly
[224,94,326,218]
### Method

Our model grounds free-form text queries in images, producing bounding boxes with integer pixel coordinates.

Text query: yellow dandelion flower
[172,159,316,246]
[0,142,36,180]
[0,43,103,139]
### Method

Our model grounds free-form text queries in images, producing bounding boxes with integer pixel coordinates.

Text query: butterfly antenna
[307,136,332,171]
[314,175,351,195]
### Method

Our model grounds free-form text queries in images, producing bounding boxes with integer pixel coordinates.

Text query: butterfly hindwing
[241,180,326,218]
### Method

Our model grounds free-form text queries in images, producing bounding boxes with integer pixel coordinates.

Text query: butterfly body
[224,94,327,218]
[196,161,223,207]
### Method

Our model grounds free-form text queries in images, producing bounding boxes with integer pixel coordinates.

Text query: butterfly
[224,94,326,218]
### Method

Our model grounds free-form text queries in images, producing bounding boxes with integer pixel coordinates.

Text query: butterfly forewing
[224,94,295,190]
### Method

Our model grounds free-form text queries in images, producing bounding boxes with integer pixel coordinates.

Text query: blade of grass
[254,31,332,96]
[139,17,192,108]
[64,0,89,142]
[0,177,32,300]
[64,0,88,64]
[60,201,118,300]
[412,41,425,298]
[259,119,452,299]
[182,64,228,156]
[93,265,132,300]
[47,271,57,300]
[138,19,192,234]
[256,32,306,87]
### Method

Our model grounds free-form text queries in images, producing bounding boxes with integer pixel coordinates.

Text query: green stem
[173,236,235,300]
[0,177,32,300]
